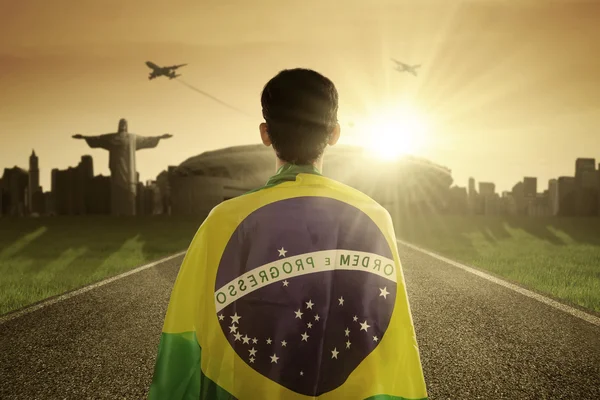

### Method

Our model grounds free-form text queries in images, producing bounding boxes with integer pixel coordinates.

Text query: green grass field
[0,216,203,316]
[394,214,600,313]
[1,214,599,317]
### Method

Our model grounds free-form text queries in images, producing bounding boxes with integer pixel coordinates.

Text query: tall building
[86,175,111,215]
[478,182,495,197]
[578,163,598,189]
[498,192,511,215]
[156,170,171,215]
[43,192,54,215]
[74,155,94,214]
[468,178,477,196]
[573,158,598,216]
[598,163,600,217]
[575,158,595,184]
[136,180,162,216]
[477,182,497,215]
[52,167,75,215]
[1,167,28,216]
[548,179,559,216]
[467,177,481,214]
[523,177,537,198]
[80,155,94,179]
[557,176,577,216]
[529,193,551,217]
[28,150,41,214]
[52,155,97,215]
[510,181,526,215]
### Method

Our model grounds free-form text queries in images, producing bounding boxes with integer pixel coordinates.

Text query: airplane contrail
[174,78,252,118]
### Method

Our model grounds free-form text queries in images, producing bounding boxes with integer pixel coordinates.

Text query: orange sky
[1,0,599,192]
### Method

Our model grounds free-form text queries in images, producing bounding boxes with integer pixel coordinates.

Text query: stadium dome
[168,143,452,217]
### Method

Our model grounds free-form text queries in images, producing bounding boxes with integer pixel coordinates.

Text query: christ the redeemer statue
[72,118,172,216]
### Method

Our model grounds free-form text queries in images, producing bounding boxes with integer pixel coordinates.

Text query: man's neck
[275,157,323,173]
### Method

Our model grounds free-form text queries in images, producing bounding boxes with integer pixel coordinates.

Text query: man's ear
[260,123,271,146]
[328,122,341,146]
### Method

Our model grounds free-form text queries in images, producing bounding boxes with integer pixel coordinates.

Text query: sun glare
[349,105,429,161]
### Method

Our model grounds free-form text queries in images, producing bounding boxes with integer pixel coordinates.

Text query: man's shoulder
[315,175,392,217]
[201,193,257,226]
[206,175,391,224]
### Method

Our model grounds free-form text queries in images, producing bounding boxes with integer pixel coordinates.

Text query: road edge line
[0,251,186,325]
[397,239,600,328]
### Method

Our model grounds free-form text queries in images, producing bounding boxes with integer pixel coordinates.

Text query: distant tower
[598,164,600,217]
[574,158,596,189]
[28,150,40,213]
[548,179,559,216]
[523,177,537,198]
[75,155,95,215]
[575,158,595,180]
[51,168,59,193]
[80,155,94,180]
[468,178,477,196]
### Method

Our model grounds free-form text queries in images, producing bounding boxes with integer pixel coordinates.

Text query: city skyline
[3,145,599,219]
[2,146,598,197]
[1,0,599,192]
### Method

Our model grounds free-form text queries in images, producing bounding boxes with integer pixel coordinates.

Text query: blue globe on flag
[214,197,398,396]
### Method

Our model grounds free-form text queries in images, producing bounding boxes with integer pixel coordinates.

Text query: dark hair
[261,68,339,165]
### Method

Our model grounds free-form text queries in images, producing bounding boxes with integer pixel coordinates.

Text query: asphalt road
[1,244,599,399]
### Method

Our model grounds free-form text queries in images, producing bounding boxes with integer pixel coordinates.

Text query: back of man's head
[261,68,339,165]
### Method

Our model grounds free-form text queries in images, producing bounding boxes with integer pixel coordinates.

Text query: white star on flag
[379,287,390,299]
[278,247,287,257]
[360,321,371,332]
[331,348,339,359]
[215,262,395,387]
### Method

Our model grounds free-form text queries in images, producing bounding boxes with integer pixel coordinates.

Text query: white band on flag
[214,249,396,313]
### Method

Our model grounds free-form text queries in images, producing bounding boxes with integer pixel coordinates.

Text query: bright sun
[349,105,429,161]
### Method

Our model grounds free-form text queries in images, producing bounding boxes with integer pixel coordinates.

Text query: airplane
[391,59,421,76]
[145,61,187,80]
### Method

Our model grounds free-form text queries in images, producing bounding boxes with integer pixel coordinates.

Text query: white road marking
[4,239,599,329]
[0,251,186,325]
[397,239,600,328]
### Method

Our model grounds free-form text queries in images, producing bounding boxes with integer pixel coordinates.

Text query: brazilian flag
[149,164,428,400]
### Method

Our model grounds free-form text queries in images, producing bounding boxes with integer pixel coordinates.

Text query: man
[149,69,428,400]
